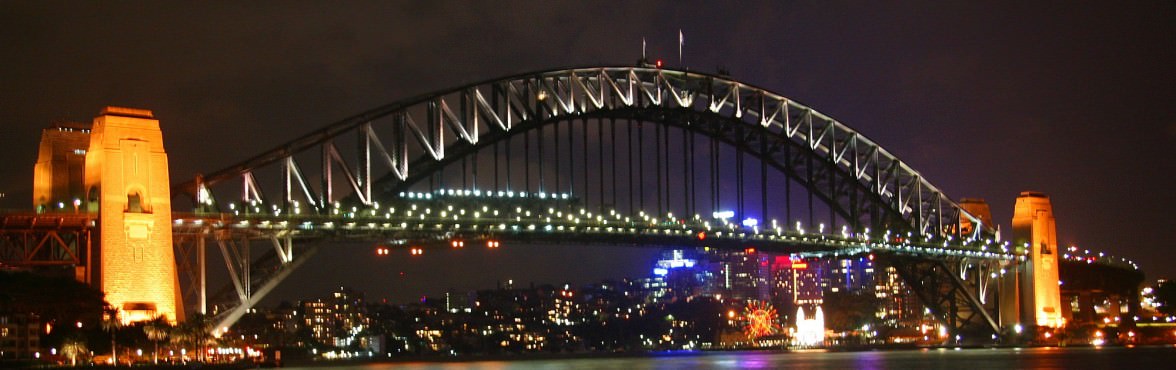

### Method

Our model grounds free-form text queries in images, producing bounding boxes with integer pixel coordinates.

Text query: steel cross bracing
[883,254,1003,337]
[174,67,994,242]
[0,213,94,270]
[172,216,318,332]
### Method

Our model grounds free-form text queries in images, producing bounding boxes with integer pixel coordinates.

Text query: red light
[744,247,756,254]
[655,59,663,68]
[487,240,500,248]
[697,231,706,240]
[451,240,464,248]
[791,258,808,270]
[868,254,874,261]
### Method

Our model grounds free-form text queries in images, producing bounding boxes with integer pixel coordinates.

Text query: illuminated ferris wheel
[743,300,779,339]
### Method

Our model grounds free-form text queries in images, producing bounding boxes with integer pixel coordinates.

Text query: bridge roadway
[174,190,1015,260]
[2,191,1020,336]
[166,190,1022,334]
[6,192,1141,340]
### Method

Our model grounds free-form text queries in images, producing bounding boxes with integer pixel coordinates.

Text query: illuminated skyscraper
[826,256,875,294]
[702,249,770,301]
[648,249,704,300]
[769,255,824,306]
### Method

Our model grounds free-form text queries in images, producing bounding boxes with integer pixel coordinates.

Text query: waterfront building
[299,287,370,348]
[0,312,40,360]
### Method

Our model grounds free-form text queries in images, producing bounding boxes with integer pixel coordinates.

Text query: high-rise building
[648,249,705,301]
[874,265,922,328]
[769,255,824,306]
[826,255,875,294]
[702,249,770,302]
[300,287,369,348]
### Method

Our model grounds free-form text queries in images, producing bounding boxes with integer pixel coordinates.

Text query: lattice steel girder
[210,243,318,333]
[390,106,912,235]
[181,227,318,332]
[882,253,1000,338]
[174,67,993,241]
[0,214,94,267]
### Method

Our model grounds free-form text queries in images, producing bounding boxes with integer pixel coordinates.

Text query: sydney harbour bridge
[0,66,1142,343]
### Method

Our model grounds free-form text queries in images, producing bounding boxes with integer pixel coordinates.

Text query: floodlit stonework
[83,106,182,324]
[1012,191,1063,328]
[32,122,91,212]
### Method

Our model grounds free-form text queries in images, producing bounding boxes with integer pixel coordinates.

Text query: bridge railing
[174,192,1014,261]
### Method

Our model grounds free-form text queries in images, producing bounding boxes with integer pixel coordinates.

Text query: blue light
[713,210,735,219]
[742,218,758,227]
[653,268,669,276]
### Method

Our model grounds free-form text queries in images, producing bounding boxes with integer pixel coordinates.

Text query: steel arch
[177,67,992,240]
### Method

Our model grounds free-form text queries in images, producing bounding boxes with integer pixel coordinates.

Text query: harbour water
[282,345,1176,369]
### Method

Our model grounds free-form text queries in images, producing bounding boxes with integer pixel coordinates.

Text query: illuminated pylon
[84,107,182,324]
[1011,191,1063,329]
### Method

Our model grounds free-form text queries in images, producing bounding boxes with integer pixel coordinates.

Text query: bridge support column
[998,259,1023,332]
[84,107,182,324]
[1011,191,1064,330]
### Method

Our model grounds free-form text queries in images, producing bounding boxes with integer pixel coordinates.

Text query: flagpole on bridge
[678,29,684,67]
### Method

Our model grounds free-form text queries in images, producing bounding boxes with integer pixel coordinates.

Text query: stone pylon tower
[958,198,994,237]
[32,122,91,213]
[1011,191,1063,328]
[84,107,182,324]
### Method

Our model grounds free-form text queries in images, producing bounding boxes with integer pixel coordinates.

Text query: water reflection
[284,346,1176,370]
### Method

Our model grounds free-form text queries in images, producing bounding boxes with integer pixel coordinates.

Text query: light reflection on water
[283,346,1176,370]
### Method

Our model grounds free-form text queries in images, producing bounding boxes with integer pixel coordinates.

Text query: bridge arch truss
[178,67,992,241]
[173,66,1006,337]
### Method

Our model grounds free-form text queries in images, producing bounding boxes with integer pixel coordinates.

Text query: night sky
[1,1,1173,304]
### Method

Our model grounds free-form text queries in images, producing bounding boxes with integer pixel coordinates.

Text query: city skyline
[1,0,1173,303]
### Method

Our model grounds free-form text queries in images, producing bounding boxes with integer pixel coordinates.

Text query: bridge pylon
[1003,191,1064,331]
[83,107,183,324]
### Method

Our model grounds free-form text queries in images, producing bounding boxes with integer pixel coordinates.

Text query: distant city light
[741,218,758,227]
